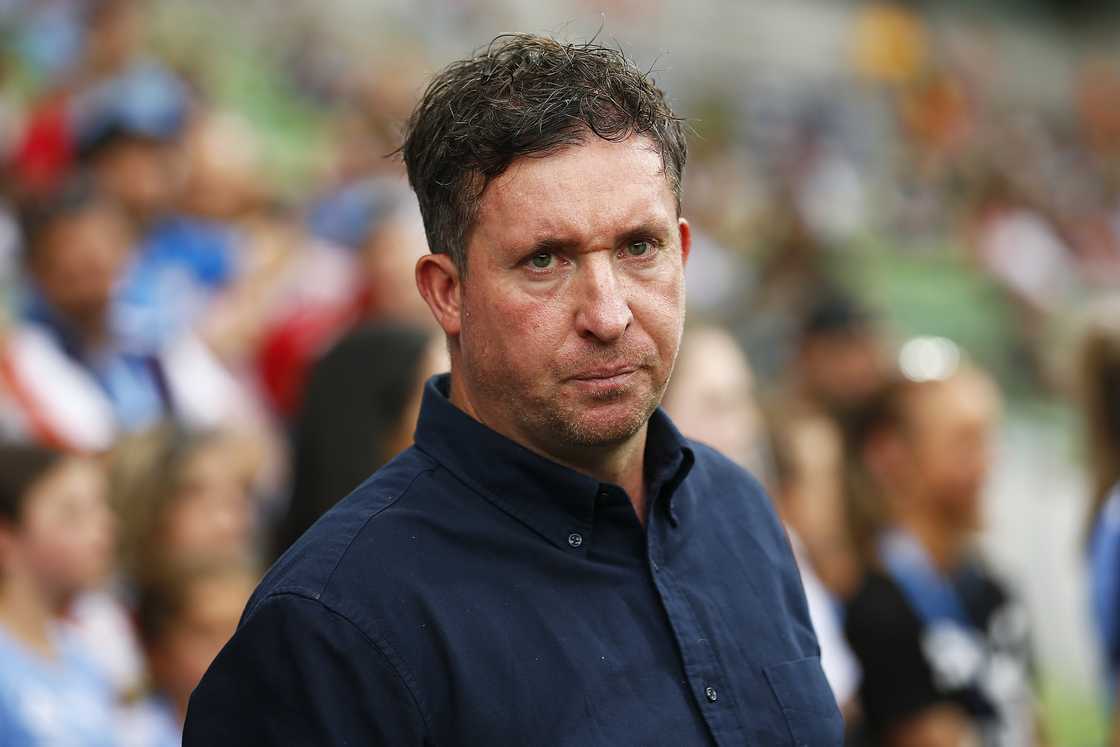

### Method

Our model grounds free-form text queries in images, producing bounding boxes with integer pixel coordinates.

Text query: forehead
[471,135,676,251]
[906,371,1000,431]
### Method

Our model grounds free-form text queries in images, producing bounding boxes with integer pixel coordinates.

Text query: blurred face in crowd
[30,203,131,329]
[0,458,114,610]
[147,570,254,717]
[775,415,861,597]
[361,206,436,326]
[85,0,141,75]
[159,439,254,566]
[886,369,1002,532]
[801,329,886,413]
[91,138,184,222]
[662,326,762,472]
[421,135,690,460]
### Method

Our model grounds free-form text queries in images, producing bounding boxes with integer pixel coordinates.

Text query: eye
[529,252,554,269]
[625,240,653,257]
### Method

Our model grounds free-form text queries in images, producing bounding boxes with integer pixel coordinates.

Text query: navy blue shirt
[185,375,841,746]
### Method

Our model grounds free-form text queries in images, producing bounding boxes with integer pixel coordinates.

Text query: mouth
[570,365,639,382]
[567,366,641,395]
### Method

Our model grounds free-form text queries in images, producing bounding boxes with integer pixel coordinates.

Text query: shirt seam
[320,465,436,594]
[261,591,437,741]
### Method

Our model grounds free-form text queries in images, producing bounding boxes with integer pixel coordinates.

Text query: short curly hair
[400,33,687,273]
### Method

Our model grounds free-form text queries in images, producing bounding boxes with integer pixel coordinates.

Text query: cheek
[162,503,216,557]
[24,530,106,586]
[463,284,567,369]
[633,273,685,339]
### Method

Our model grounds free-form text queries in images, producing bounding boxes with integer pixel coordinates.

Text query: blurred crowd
[0,0,1118,745]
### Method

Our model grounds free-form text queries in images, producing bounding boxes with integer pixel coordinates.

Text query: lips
[570,365,638,381]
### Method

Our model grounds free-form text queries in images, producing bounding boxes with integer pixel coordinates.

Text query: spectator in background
[110,424,259,588]
[843,351,1039,746]
[305,178,434,325]
[72,62,248,350]
[273,322,447,556]
[787,292,889,431]
[0,177,246,450]
[661,324,767,476]
[256,182,435,418]
[1078,298,1120,743]
[121,558,257,747]
[768,408,862,720]
[0,442,117,746]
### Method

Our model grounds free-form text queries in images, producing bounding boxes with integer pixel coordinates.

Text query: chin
[549,398,656,448]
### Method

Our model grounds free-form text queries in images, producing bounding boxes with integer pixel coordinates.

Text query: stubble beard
[525,368,668,450]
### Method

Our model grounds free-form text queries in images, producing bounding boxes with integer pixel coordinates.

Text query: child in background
[120,558,257,746]
[109,423,260,590]
[0,442,118,746]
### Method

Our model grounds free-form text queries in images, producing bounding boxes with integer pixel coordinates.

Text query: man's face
[33,206,131,326]
[662,327,761,471]
[93,138,183,220]
[454,135,690,457]
[901,371,1001,531]
[0,458,115,610]
[801,330,886,414]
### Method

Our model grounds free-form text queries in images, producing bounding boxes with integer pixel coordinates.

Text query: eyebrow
[517,220,672,258]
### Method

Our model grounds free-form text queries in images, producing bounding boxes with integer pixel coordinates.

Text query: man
[185,35,841,745]
[0,177,245,450]
[843,353,1039,746]
[73,63,241,348]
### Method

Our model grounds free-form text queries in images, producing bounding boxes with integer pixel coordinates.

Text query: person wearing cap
[843,347,1042,746]
[185,34,841,746]
[72,63,241,349]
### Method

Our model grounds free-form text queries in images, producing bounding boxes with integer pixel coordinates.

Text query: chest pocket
[763,657,844,746]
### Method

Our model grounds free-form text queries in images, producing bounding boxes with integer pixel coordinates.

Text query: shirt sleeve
[844,578,946,734]
[183,592,429,746]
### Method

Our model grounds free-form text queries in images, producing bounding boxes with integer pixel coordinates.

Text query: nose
[574,254,632,343]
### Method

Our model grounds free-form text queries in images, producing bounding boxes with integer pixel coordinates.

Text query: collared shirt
[185,374,841,746]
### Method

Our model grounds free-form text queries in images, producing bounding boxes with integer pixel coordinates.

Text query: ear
[678,218,692,268]
[415,253,462,337]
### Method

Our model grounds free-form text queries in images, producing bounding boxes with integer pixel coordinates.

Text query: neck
[895,510,966,574]
[450,373,650,524]
[0,574,60,659]
[73,312,111,350]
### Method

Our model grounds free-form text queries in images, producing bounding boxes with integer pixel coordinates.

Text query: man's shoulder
[682,438,798,569]
[246,447,441,619]
[684,438,779,527]
[685,438,767,495]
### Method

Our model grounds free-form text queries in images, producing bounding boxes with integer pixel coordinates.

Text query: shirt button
[704,686,718,703]
[567,532,584,548]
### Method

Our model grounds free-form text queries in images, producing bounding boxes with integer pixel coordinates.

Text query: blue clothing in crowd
[22,291,172,432]
[114,217,240,350]
[0,623,117,747]
[1090,484,1120,694]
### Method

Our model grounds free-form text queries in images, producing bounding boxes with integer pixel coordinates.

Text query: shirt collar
[413,374,694,553]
